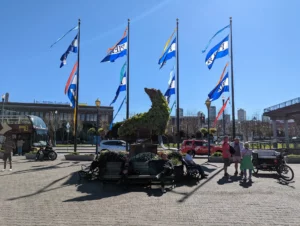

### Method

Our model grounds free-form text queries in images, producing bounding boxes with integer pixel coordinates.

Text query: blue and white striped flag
[67,71,77,108]
[202,25,229,53]
[158,38,176,69]
[101,32,127,63]
[164,69,175,103]
[50,25,78,48]
[60,34,78,68]
[110,64,127,106]
[208,72,229,101]
[205,35,229,70]
[109,96,126,130]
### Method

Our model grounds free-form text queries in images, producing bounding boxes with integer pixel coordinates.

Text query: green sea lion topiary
[118,88,170,140]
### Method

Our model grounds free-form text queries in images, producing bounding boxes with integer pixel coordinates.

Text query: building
[179,108,183,117]
[262,115,270,122]
[209,106,216,121]
[237,108,246,121]
[1,101,113,143]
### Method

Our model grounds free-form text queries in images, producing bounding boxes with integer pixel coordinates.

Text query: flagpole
[176,18,180,151]
[126,18,130,151]
[74,18,80,153]
[230,17,236,140]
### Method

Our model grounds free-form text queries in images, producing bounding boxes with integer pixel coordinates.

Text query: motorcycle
[36,143,57,161]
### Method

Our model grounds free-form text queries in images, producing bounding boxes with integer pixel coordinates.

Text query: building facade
[1,101,113,143]
[238,108,247,121]
[209,106,216,121]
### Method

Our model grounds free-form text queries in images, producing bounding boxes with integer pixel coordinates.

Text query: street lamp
[54,110,58,147]
[205,98,211,157]
[222,96,226,136]
[95,98,101,157]
[1,94,5,123]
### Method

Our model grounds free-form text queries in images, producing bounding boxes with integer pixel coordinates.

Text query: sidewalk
[0,156,299,226]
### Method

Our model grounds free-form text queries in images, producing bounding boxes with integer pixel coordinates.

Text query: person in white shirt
[185,150,208,179]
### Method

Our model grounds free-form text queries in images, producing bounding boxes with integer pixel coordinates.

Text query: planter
[106,162,123,174]
[25,153,37,160]
[286,157,300,164]
[64,154,95,161]
[208,156,224,163]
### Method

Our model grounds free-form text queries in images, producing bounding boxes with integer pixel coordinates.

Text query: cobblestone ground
[0,155,299,226]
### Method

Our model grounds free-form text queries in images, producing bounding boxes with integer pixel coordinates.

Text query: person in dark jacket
[155,153,174,193]
[2,133,16,171]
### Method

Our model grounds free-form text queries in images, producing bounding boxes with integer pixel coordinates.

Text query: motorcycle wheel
[48,151,57,161]
[279,165,294,182]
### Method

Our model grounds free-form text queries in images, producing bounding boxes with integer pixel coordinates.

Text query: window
[194,141,203,147]
[63,113,67,120]
[93,114,97,122]
[80,114,85,121]
[185,141,193,146]
[60,113,63,120]
[68,113,72,120]
[39,112,44,118]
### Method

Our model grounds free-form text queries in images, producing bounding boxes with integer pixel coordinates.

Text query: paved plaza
[0,155,299,226]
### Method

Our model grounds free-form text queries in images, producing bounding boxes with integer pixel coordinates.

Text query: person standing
[222,136,231,178]
[2,133,16,171]
[231,138,244,176]
[17,135,25,156]
[240,142,253,182]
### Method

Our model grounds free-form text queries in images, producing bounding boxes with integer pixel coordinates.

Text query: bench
[98,161,176,189]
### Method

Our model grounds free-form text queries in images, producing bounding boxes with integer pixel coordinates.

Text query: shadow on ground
[0,161,81,177]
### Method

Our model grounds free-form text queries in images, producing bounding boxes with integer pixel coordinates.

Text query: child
[240,142,253,182]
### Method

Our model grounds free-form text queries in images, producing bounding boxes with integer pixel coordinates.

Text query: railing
[1,115,31,125]
[264,97,300,113]
[249,141,300,150]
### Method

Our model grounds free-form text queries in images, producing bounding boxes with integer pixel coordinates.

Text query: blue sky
[1,0,300,123]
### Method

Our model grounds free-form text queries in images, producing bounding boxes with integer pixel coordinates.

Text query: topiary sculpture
[118,88,170,141]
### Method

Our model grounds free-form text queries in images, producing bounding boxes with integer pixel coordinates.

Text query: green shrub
[212,152,222,157]
[68,152,80,155]
[130,152,157,162]
[287,154,300,158]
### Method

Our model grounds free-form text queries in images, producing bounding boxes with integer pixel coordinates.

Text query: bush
[130,152,157,162]
[287,154,300,158]
[67,152,80,155]
[212,152,222,157]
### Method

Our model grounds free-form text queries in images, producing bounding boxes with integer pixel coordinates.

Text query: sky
[1,0,300,123]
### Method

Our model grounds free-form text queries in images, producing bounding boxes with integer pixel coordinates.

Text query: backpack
[229,145,236,155]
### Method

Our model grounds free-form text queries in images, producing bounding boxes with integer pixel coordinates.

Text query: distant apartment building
[237,108,246,121]
[209,106,216,121]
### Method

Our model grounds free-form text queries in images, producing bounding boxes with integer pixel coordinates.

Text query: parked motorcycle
[36,143,57,161]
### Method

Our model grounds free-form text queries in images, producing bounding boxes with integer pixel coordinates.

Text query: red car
[180,139,223,157]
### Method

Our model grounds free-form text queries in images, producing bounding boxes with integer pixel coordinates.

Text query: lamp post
[95,98,101,157]
[222,96,226,136]
[205,98,211,157]
[54,110,57,147]
[1,94,5,123]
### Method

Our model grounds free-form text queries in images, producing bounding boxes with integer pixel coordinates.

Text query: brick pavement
[0,155,299,226]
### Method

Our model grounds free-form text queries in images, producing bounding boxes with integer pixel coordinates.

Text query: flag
[205,35,229,70]
[109,96,126,130]
[50,25,78,48]
[159,28,176,58]
[216,62,229,85]
[110,67,126,106]
[60,34,78,68]
[65,62,78,94]
[164,70,175,103]
[169,100,176,114]
[158,37,176,68]
[119,62,127,82]
[208,72,229,101]
[101,29,127,63]
[213,97,229,127]
[202,25,229,53]
[67,71,77,108]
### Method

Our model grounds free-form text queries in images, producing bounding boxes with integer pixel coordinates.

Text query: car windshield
[185,141,193,145]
